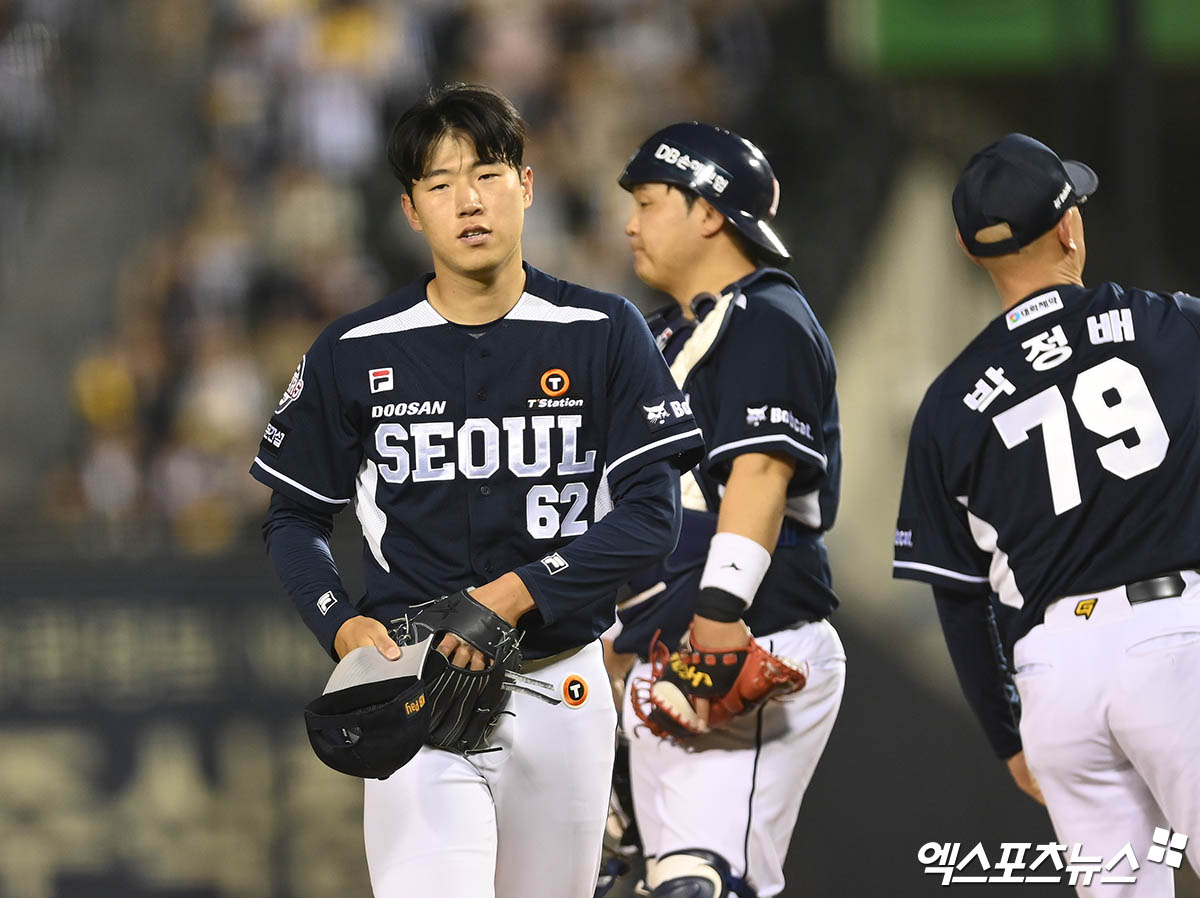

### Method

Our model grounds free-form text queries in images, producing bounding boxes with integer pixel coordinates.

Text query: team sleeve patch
[275,355,306,414]
[741,402,815,442]
[642,393,695,432]
[259,417,289,457]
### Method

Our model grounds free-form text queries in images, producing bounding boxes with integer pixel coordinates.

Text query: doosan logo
[372,401,448,418]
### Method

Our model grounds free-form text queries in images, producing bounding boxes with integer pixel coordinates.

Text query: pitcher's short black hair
[387,83,526,195]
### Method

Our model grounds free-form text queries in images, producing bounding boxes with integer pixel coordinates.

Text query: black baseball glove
[389,589,523,754]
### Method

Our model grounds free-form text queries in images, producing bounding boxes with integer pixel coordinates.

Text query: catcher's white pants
[1014,573,1200,897]
[363,639,616,898]
[622,619,846,897]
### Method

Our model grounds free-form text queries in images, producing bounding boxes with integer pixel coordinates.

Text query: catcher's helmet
[619,122,789,264]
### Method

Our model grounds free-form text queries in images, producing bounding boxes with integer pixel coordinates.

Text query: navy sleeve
[892,392,992,590]
[514,459,681,627]
[262,491,359,659]
[1171,291,1200,337]
[703,305,832,490]
[603,299,705,486]
[249,330,361,514]
[933,585,1023,759]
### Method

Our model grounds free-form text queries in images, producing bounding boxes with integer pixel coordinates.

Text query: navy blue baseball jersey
[252,263,704,659]
[614,267,842,655]
[894,283,1200,644]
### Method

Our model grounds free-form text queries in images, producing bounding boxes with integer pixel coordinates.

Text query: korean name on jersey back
[894,283,1200,634]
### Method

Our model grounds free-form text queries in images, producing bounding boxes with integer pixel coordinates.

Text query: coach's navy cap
[953,133,1098,257]
[303,639,432,780]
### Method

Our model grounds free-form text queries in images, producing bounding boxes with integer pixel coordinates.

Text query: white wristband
[698,531,772,608]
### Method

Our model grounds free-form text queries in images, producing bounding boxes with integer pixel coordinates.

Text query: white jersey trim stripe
[505,292,609,323]
[892,560,990,584]
[253,457,352,505]
[707,434,827,468]
[605,428,704,479]
[340,300,447,340]
[354,459,391,573]
[339,293,607,340]
[965,507,1026,609]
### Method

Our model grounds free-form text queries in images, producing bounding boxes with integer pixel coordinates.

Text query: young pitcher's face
[625,183,704,294]
[402,133,533,278]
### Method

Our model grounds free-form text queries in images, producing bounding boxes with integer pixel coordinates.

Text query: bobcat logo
[745,405,768,426]
[644,402,669,425]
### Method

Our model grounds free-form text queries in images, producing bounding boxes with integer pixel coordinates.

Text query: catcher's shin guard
[594,857,632,898]
[647,849,758,898]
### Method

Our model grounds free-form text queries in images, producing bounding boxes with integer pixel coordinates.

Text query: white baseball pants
[363,639,616,898]
[623,619,846,897]
[1015,572,1200,896]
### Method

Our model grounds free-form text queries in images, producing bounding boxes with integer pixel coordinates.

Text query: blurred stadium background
[2,0,1199,895]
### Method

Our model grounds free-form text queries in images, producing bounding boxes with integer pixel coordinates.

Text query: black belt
[1126,572,1187,605]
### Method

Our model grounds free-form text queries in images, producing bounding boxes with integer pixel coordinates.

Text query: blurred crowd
[46,0,781,555]
[0,0,99,271]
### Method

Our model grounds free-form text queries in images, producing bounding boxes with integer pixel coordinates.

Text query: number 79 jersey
[893,283,1200,642]
[251,264,703,656]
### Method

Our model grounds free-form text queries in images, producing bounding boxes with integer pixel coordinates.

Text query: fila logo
[370,368,394,394]
[317,591,338,615]
[540,552,569,575]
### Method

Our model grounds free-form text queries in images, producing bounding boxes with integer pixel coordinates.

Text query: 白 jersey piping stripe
[892,560,989,584]
[707,434,827,468]
[604,428,704,479]
[505,292,609,323]
[340,300,447,340]
[253,457,352,505]
[338,292,608,340]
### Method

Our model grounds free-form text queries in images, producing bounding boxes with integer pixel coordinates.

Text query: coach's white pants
[1014,573,1200,896]
[363,640,616,898]
[623,620,846,897]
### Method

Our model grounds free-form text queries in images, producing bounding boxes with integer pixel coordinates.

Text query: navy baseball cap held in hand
[953,133,1099,257]
[304,638,433,779]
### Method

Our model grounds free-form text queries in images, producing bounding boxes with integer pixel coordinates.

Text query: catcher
[252,85,703,898]
[601,123,848,898]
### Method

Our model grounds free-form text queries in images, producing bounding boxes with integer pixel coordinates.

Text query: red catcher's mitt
[630,625,808,740]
